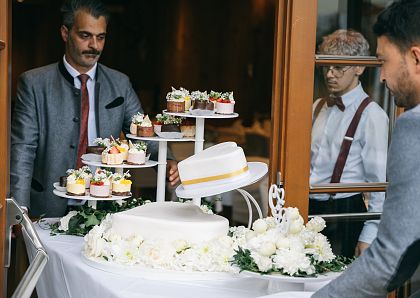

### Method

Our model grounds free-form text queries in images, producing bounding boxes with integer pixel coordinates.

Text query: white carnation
[306,217,326,233]
[259,241,277,257]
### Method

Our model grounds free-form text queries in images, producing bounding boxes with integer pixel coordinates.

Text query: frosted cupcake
[215,92,235,114]
[112,171,132,196]
[127,141,147,165]
[66,169,85,196]
[130,112,144,135]
[90,170,112,198]
[161,115,183,133]
[102,145,124,165]
[191,91,214,112]
[166,87,189,112]
[79,166,93,188]
[137,115,154,137]
[153,113,167,134]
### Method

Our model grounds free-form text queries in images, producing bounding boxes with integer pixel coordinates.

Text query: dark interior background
[12,0,275,127]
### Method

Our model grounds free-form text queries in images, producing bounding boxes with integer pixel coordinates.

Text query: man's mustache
[82,50,101,56]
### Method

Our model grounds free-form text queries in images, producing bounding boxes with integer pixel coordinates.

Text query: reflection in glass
[309,29,388,257]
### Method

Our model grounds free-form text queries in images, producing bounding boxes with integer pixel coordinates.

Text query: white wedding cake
[178,142,250,190]
[111,202,229,242]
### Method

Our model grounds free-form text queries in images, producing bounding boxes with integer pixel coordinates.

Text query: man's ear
[60,25,69,42]
[411,46,420,71]
[355,66,366,76]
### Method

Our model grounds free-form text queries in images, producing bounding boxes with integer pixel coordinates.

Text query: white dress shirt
[310,83,389,243]
[63,56,98,145]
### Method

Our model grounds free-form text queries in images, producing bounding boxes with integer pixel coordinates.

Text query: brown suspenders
[330,97,372,183]
[313,96,372,183]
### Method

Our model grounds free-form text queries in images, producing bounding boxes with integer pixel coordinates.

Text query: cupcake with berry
[216,91,235,114]
[127,141,147,165]
[90,169,112,198]
[130,112,144,135]
[166,87,190,112]
[101,144,124,165]
[112,171,132,196]
[66,169,86,196]
[137,115,154,137]
[153,113,167,134]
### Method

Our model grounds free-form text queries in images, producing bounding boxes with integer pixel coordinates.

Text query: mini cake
[216,92,235,114]
[137,115,154,137]
[112,171,132,196]
[101,145,124,165]
[209,90,222,103]
[90,170,112,198]
[117,140,129,161]
[153,114,167,133]
[91,138,111,155]
[191,91,214,111]
[130,112,144,135]
[79,166,93,189]
[180,118,196,137]
[178,142,249,190]
[166,87,189,112]
[111,202,229,242]
[127,141,147,165]
[161,115,182,133]
[66,169,85,196]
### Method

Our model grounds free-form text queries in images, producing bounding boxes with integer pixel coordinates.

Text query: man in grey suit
[314,0,420,297]
[10,0,179,217]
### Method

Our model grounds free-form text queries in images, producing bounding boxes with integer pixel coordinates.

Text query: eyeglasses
[322,66,352,78]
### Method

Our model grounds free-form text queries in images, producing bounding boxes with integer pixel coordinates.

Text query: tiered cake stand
[53,158,158,209]
[128,110,239,205]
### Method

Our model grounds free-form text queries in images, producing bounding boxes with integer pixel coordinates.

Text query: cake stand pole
[192,118,205,206]
[156,141,168,202]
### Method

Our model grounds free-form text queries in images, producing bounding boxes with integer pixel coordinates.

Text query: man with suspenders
[310,29,389,258]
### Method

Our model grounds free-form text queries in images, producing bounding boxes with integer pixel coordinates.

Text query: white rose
[288,215,304,234]
[287,207,300,220]
[276,236,290,249]
[259,241,277,257]
[253,219,268,234]
[246,230,257,240]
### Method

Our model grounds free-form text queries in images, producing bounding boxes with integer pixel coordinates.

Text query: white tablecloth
[31,223,321,298]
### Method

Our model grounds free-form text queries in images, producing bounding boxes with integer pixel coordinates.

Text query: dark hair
[373,0,420,52]
[61,0,110,29]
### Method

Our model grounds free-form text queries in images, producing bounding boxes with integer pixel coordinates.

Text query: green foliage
[48,198,146,236]
[231,247,261,273]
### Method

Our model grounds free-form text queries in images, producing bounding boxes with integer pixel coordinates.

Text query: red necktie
[326,96,345,111]
[76,74,90,169]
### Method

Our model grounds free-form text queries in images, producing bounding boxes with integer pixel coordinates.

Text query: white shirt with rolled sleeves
[310,83,389,244]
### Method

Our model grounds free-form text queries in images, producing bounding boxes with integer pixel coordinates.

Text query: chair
[6,198,48,298]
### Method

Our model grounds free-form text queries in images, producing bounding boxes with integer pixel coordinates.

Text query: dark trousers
[309,193,367,258]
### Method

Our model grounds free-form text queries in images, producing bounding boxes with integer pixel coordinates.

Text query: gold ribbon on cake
[181,166,249,186]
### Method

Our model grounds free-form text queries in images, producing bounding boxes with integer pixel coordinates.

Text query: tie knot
[326,96,345,111]
[78,74,90,85]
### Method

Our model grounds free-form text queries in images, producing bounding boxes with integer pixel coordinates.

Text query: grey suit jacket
[313,105,420,297]
[10,61,163,217]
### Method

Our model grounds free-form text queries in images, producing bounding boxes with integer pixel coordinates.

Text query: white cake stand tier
[53,189,131,209]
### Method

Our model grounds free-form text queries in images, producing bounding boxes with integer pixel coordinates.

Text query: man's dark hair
[373,0,420,53]
[61,0,110,29]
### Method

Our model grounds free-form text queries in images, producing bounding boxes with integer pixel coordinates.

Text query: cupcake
[112,171,132,196]
[89,138,111,156]
[66,169,85,196]
[153,113,167,134]
[137,115,154,137]
[116,139,129,161]
[102,145,124,165]
[191,91,214,112]
[79,166,93,188]
[166,87,189,112]
[127,141,147,165]
[216,91,235,114]
[161,115,182,133]
[180,118,196,137]
[130,112,144,135]
[90,170,112,198]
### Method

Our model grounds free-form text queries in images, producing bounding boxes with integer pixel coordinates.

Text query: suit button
[74,91,80,96]
[73,117,79,122]
[70,144,76,149]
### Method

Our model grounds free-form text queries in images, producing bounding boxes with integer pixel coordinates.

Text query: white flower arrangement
[230,208,350,277]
